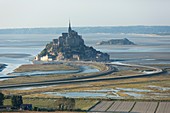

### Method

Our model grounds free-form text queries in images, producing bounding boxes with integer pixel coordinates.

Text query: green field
[4,98,98,111]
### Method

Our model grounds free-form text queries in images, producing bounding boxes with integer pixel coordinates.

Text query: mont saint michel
[35,22,110,62]
[1,0,170,112]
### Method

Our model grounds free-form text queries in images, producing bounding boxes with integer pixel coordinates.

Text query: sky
[0,0,170,28]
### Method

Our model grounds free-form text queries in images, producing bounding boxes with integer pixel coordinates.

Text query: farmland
[89,101,170,113]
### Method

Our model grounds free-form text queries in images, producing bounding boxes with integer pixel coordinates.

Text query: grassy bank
[14,64,78,72]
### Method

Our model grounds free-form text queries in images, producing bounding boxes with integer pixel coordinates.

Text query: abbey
[35,22,110,62]
[56,21,84,47]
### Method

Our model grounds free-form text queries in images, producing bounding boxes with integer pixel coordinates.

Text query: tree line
[0,92,76,111]
[0,92,23,108]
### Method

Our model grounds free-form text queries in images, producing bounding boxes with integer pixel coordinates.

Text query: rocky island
[97,38,135,45]
[35,22,109,62]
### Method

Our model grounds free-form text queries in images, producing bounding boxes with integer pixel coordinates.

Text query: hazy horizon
[0,0,170,28]
[1,25,170,30]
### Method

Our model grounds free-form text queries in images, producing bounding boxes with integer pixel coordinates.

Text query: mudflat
[0,53,31,58]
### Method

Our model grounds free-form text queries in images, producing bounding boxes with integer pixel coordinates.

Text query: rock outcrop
[35,22,109,62]
[0,64,7,72]
[97,38,135,45]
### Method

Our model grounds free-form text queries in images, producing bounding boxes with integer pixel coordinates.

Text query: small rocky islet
[97,38,135,45]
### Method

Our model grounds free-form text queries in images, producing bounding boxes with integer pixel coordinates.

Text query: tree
[0,92,4,106]
[40,48,47,56]
[11,95,23,108]
[55,97,75,111]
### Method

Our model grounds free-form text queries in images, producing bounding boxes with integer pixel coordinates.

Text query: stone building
[52,21,84,48]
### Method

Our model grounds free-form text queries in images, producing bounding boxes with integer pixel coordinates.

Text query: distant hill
[97,38,135,45]
[0,26,170,35]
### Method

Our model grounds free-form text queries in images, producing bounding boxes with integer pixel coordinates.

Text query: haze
[0,0,170,28]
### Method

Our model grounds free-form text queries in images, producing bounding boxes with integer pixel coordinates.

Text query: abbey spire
[68,20,72,33]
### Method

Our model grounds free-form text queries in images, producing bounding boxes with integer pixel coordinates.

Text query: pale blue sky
[0,0,170,28]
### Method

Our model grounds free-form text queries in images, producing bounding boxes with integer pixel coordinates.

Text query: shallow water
[42,88,150,99]
[0,33,170,77]
[8,85,55,90]
[124,92,144,98]
[43,92,120,99]
[0,56,31,76]
[116,88,151,92]
[109,52,170,64]
[83,33,170,52]
[150,93,170,97]
[85,88,150,98]
[7,65,99,77]
[148,85,170,91]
